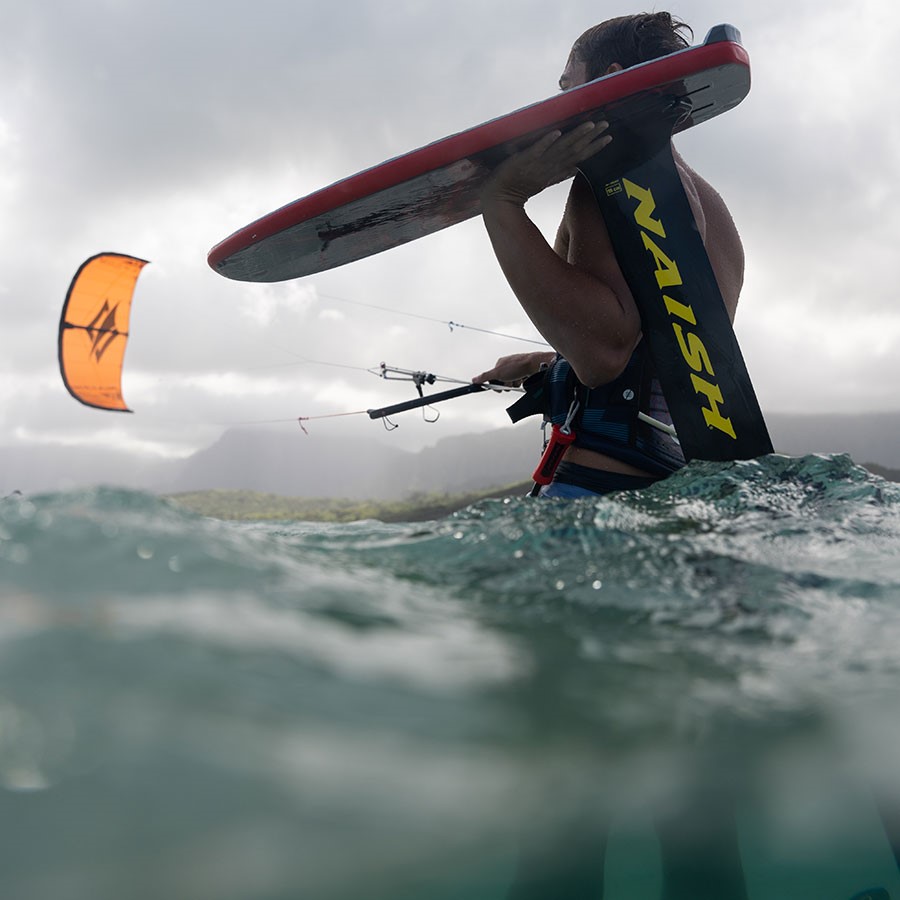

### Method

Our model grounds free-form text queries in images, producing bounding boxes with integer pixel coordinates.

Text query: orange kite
[58,252,148,412]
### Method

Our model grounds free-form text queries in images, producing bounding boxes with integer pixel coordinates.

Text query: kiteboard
[208,25,750,284]
[209,24,773,463]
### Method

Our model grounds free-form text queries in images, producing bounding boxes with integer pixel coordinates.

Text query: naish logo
[85,300,120,363]
[621,177,736,440]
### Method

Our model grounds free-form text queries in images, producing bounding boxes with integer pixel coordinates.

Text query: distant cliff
[3,411,899,499]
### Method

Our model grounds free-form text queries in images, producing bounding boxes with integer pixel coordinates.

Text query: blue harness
[510,344,685,478]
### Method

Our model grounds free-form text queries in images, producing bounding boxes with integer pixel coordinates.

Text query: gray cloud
[2,0,898,460]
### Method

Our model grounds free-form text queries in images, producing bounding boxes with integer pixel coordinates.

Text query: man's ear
[605,62,624,74]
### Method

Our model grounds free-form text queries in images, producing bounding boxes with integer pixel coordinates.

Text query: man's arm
[480,122,642,388]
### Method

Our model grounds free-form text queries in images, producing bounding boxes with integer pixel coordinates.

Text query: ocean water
[2,452,900,900]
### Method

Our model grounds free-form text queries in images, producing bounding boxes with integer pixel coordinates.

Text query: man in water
[483,17,752,898]
[472,12,745,499]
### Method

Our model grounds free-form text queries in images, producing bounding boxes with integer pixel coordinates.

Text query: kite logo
[622,177,737,440]
[86,300,120,363]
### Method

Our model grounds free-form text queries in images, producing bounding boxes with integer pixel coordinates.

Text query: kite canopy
[58,252,148,412]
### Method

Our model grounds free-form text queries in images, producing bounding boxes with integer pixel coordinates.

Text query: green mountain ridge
[167,481,534,523]
[168,461,900,523]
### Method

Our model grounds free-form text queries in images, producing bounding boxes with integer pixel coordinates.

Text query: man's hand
[481,120,613,207]
[472,351,556,387]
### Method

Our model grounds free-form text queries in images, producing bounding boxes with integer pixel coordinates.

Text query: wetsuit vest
[522,342,685,478]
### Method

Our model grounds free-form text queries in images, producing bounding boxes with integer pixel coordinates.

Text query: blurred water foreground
[2,454,900,899]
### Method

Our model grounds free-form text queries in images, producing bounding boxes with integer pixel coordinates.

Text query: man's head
[559,12,692,90]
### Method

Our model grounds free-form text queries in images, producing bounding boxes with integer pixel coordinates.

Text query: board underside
[209,36,749,283]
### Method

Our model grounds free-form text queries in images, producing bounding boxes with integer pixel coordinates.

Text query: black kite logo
[85,300,120,362]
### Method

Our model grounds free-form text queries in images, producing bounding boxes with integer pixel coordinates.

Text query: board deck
[208,25,749,283]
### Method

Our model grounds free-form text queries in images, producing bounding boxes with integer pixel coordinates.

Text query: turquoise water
[2,453,900,900]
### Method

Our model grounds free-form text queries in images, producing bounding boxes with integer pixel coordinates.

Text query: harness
[507,343,685,486]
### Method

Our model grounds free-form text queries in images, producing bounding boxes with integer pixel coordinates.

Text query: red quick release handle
[531,425,577,485]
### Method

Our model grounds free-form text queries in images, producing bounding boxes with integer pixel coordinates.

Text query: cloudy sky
[2,0,898,463]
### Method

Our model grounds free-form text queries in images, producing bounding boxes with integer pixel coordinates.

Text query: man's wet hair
[573,12,693,80]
